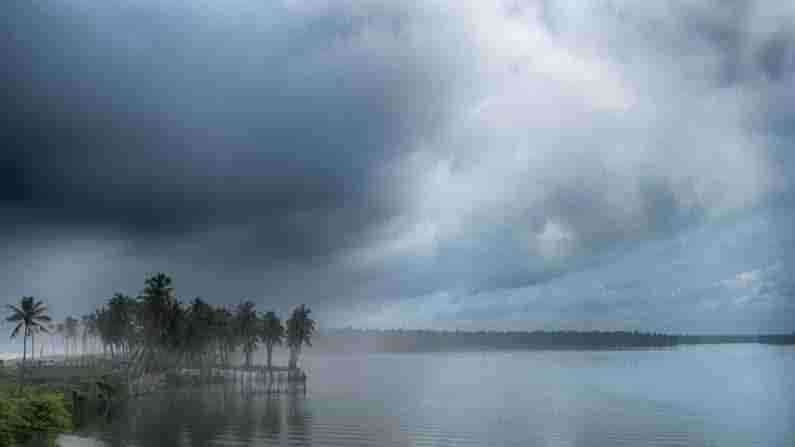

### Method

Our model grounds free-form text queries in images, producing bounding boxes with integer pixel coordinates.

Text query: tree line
[5,273,316,372]
[310,328,795,352]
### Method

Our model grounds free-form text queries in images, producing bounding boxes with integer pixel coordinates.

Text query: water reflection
[60,348,795,447]
[287,391,311,446]
[263,395,282,437]
[65,386,310,447]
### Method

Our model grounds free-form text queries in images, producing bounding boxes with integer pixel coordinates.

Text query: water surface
[58,345,794,446]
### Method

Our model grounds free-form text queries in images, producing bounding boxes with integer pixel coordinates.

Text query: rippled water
[58,345,794,447]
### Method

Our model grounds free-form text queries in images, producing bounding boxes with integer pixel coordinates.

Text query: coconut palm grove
[6,273,315,373]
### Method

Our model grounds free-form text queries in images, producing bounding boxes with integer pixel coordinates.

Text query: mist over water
[58,345,794,447]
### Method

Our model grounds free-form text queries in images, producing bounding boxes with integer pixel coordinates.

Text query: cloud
[359,203,795,333]
[2,1,794,333]
[338,0,778,297]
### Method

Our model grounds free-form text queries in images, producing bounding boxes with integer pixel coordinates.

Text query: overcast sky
[2,0,794,349]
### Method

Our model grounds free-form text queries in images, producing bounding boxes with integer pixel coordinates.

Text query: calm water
[58,345,794,447]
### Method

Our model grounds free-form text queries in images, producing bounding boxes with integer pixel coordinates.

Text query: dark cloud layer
[2,1,445,240]
[1,1,794,339]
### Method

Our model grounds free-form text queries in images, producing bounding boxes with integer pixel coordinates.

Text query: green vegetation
[5,296,52,373]
[0,274,312,374]
[81,273,312,373]
[236,301,260,369]
[260,311,284,370]
[0,389,71,446]
[4,273,313,380]
[0,361,127,446]
[312,328,795,352]
[2,274,316,443]
[286,305,316,369]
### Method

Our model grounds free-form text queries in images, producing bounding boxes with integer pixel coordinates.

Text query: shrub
[0,392,71,446]
[18,393,72,433]
[0,397,24,446]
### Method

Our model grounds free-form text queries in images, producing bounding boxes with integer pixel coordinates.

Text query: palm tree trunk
[266,344,273,370]
[22,331,28,369]
[31,331,35,361]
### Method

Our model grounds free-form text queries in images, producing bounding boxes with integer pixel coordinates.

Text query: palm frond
[10,322,23,338]
[5,304,24,322]
[32,321,51,333]
[6,304,23,313]
[5,313,23,323]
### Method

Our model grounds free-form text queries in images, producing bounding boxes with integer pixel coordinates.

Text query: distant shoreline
[2,331,792,361]
[309,329,795,353]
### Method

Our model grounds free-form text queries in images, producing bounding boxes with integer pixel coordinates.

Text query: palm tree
[137,274,179,372]
[81,314,92,354]
[260,311,284,370]
[81,313,100,365]
[64,316,79,357]
[213,307,236,367]
[30,324,43,361]
[285,305,315,370]
[55,322,66,355]
[142,273,176,347]
[235,301,259,369]
[5,296,51,370]
[186,298,215,367]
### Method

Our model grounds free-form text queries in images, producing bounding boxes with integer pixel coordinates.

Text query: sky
[2,0,795,350]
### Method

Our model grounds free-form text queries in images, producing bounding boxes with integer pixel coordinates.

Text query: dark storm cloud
[2,0,795,334]
[1,0,458,245]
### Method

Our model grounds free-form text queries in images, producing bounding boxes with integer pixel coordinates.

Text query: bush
[19,393,72,433]
[0,392,72,447]
[0,398,24,447]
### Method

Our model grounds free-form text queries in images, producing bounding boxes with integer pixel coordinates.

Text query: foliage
[0,396,25,447]
[260,312,284,370]
[312,328,684,352]
[17,393,71,433]
[142,273,176,346]
[1,273,322,445]
[286,305,315,369]
[0,360,131,445]
[81,313,98,355]
[85,274,314,373]
[5,296,51,370]
[235,301,260,369]
[6,274,318,376]
[0,390,71,446]
[95,293,142,360]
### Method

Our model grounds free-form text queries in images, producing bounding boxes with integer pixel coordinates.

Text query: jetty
[127,363,308,396]
[189,366,307,394]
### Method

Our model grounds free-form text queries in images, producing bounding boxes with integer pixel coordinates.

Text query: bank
[0,360,124,446]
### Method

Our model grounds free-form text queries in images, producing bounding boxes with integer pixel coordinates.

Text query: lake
[57,344,794,447]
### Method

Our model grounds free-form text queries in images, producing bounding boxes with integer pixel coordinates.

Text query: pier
[164,365,308,395]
